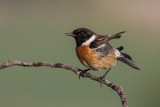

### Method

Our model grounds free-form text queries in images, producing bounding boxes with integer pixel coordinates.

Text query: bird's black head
[66,28,96,47]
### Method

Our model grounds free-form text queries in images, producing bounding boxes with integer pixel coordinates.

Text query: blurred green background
[0,0,159,107]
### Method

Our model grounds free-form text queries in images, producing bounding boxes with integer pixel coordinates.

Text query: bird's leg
[99,69,111,87]
[100,68,111,80]
[79,69,90,80]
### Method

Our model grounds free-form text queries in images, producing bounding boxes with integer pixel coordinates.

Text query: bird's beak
[65,32,75,37]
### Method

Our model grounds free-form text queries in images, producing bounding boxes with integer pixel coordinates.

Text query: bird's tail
[118,57,140,70]
[116,46,140,70]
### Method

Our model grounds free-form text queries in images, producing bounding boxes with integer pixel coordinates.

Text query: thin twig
[0,60,128,107]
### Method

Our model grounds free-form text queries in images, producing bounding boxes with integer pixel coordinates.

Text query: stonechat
[66,28,140,79]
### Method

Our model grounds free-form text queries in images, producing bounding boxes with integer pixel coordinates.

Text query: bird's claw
[79,69,90,80]
[99,76,105,87]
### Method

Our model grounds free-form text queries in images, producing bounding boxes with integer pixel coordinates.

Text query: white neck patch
[82,35,96,46]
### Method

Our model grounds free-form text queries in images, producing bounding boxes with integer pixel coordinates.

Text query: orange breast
[76,45,117,70]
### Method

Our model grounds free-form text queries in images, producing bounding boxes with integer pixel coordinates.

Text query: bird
[65,28,140,80]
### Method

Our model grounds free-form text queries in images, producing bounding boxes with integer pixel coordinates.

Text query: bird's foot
[100,75,106,81]
[99,75,106,87]
[79,69,90,80]
[98,69,111,87]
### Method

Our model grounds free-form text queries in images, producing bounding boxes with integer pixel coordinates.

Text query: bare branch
[0,60,128,107]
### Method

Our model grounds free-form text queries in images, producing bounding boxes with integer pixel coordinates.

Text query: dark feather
[116,46,133,62]
[95,43,113,60]
[90,31,125,48]
[116,46,124,51]
[90,36,108,48]
[121,52,134,62]
[118,57,140,70]
[90,36,114,60]
[107,31,126,41]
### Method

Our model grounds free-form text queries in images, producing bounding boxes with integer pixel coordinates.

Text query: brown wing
[90,36,114,60]
[107,31,126,41]
[90,31,125,49]
[90,35,108,48]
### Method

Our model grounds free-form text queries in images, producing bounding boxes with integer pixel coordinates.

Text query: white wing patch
[114,49,121,57]
[98,43,106,48]
[82,35,96,46]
